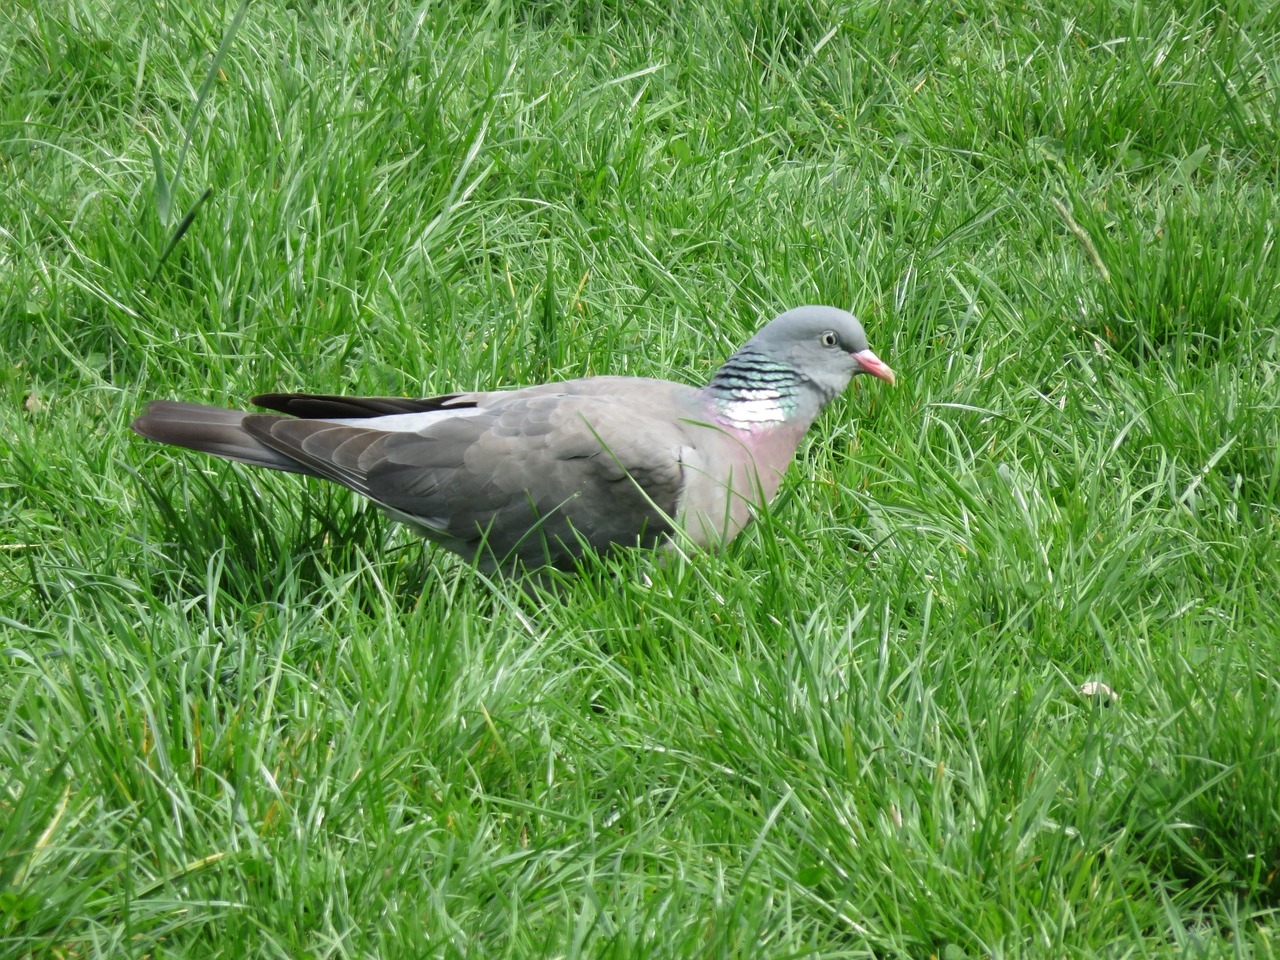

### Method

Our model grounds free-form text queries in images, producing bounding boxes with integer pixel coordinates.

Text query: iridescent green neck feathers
[707,349,806,429]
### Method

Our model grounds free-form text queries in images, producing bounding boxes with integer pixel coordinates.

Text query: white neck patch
[718,391,787,429]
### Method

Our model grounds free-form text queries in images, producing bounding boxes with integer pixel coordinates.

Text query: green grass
[3,0,1280,955]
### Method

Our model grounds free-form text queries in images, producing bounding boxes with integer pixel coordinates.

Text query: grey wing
[242,394,688,568]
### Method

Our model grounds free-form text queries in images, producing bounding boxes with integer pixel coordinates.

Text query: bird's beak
[853,349,895,386]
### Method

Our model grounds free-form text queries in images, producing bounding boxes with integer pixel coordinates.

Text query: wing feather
[240,390,692,568]
[251,393,474,418]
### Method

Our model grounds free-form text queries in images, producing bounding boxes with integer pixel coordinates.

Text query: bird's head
[746,305,895,399]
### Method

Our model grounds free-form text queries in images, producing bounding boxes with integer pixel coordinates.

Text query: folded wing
[138,386,693,570]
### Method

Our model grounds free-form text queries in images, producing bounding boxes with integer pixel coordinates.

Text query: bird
[132,305,895,573]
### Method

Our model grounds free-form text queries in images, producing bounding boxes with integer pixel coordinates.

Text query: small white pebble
[1078,681,1117,704]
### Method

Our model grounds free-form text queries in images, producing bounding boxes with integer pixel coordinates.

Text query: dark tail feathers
[131,401,311,475]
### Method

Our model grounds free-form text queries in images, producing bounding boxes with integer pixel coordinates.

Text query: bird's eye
[820,330,838,347]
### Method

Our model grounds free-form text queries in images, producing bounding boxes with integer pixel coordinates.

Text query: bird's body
[132,306,894,572]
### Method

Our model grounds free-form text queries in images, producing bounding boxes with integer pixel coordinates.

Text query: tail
[131,401,312,475]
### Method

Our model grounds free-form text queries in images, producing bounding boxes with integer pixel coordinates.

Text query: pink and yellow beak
[853,349,896,386]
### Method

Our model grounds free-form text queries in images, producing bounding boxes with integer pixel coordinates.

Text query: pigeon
[132,305,894,572]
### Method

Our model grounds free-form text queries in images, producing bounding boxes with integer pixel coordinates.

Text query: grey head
[708,305,895,428]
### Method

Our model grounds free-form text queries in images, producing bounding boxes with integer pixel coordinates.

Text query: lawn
[3,0,1279,956]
